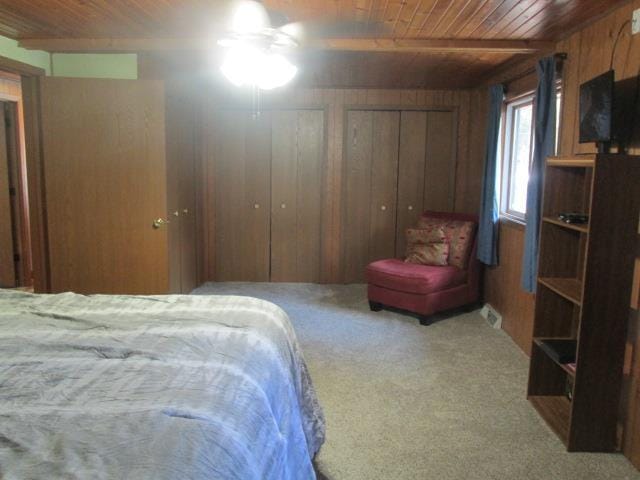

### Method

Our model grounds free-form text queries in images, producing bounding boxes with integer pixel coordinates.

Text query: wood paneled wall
[195,87,486,284]
[477,0,640,465]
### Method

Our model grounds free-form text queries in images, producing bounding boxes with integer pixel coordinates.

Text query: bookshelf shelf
[538,277,582,306]
[546,155,595,168]
[541,216,589,234]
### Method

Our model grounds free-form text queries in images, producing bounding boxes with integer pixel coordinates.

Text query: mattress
[0,290,325,480]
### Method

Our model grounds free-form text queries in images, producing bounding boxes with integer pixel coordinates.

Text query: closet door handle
[152,218,170,229]
[281,203,286,209]
[172,211,180,217]
[380,205,387,211]
[408,205,413,211]
[182,208,189,215]
[254,203,260,209]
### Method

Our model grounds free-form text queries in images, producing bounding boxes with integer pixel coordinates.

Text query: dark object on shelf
[579,70,614,153]
[565,376,574,401]
[558,212,589,224]
[538,339,577,364]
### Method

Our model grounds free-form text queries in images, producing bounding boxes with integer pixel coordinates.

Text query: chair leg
[369,301,383,312]
[419,315,432,326]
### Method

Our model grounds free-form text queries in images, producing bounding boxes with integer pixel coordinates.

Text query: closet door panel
[214,111,270,281]
[424,111,456,212]
[369,111,400,263]
[175,90,198,293]
[271,110,298,281]
[295,110,323,283]
[343,110,373,283]
[165,89,184,293]
[243,111,271,281]
[395,111,427,258]
[213,110,245,281]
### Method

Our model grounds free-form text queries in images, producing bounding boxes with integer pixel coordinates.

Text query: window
[500,95,534,221]
[499,86,562,222]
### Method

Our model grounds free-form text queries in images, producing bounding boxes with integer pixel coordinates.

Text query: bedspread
[0,290,325,480]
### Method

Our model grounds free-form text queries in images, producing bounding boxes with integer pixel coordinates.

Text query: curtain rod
[503,52,567,88]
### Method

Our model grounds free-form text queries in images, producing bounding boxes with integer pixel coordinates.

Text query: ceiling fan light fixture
[220,45,297,90]
[257,53,297,90]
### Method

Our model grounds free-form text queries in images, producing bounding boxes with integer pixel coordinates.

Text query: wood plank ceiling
[0,0,628,88]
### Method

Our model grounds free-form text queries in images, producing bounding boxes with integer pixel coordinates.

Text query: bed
[0,290,325,480]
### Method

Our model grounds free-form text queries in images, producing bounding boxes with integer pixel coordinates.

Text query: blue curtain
[477,84,505,266]
[521,57,557,292]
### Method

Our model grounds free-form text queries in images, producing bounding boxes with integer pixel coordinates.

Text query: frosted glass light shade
[220,46,297,90]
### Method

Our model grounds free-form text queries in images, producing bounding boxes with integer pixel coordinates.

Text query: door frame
[0,55,48,291]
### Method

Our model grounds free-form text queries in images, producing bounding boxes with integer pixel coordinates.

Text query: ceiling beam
[310,38,554,54]
[18,37,554,54]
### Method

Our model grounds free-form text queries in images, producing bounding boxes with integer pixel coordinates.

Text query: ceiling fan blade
[229,0,271,33]
[278,22,306,43]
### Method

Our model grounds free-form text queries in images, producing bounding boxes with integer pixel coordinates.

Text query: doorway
[0,72,32,288]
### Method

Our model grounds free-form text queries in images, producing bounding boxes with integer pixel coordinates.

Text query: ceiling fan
[217,0,304,90]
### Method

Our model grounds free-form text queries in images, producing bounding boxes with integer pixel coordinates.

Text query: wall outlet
[633,8,640,35]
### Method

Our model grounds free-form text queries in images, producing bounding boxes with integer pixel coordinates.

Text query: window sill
[499,215,526,231]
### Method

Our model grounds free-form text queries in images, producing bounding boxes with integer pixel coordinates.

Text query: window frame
[498,82,562,225]
[499,92,535,224]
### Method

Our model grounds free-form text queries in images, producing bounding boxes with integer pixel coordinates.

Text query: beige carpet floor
[193,282,640,480]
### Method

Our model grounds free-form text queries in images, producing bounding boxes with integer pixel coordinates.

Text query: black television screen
[579,70,614,144]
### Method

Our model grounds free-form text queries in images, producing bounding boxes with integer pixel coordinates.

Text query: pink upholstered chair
[366,211,481,325]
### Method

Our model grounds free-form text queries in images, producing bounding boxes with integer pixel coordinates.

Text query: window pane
[508,103,533,215]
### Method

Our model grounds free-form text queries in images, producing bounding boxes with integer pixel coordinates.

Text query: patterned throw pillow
[417,217,477,269]
[405,226,447,247]
[405,242,450,266]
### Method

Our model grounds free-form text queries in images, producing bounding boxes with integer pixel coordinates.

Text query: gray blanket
[0,290,325,479]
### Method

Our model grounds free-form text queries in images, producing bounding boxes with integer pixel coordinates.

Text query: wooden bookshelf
[528,154,640,452]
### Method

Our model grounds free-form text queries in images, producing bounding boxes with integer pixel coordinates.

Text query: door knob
[173,211,180,217]
[152,218,170,229]
[183,208,189,215]
[380,205,387,211]
[254,203,260,209]
[281,203,286,209]
[408,205,413,211]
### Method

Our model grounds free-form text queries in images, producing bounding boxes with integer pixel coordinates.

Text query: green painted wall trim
[51,53,138,79]
[0,36,51,75]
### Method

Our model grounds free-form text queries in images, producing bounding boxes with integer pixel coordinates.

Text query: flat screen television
[579,70,614,146]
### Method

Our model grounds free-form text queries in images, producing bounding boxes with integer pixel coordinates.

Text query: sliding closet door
[424,111,456,212]
[213,110,271,281]
[343,111,373,283]
[343,110,399,283]
[396,111,427,257]
[369,111,400,261]
[40,77,169,294]
[165,83,198,293]
[271,110,324,282]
